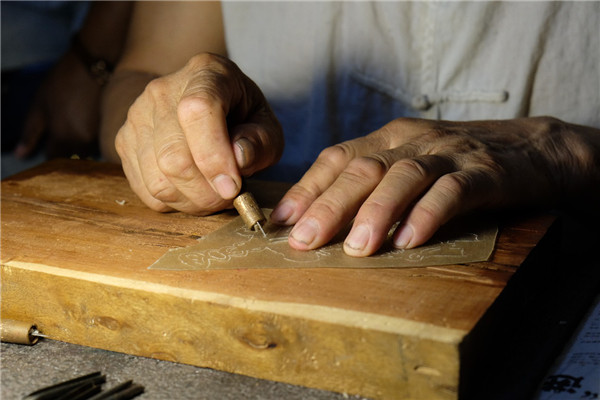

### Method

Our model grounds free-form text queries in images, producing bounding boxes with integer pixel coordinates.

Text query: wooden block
[2,159,587,400]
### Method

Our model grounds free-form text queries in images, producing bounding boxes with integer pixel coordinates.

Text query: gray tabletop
[1,339,356,400]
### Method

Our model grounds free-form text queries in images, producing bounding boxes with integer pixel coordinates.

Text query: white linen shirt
[223,2,600,181]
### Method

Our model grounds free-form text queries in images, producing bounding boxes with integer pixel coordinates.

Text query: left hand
[15,50,102,159]
[270,117,594,257]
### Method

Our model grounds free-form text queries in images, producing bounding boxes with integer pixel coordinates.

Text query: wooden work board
[1,159,591,400]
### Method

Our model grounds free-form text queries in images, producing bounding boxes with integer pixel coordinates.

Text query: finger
[231,118,284,176]
[152,133,229,214]
[343,155,455,257]
[233,136,256,172]
[116,124,173,213]
[287,155,388,251]
[178,90,241,200]
[152,99,229,214]
[16,100,46,158]
[392,169,495,249]
[122,152,174,213]
[270,144,354,226]
[271,132,395,226]
[287,144,433,251]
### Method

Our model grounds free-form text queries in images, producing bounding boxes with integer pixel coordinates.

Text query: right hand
[115,53,284,215]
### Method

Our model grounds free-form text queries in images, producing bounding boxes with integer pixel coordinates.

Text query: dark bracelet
[70,34,114,86]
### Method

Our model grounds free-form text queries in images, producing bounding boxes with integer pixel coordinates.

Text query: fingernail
[271,200,294,224]
[234,137,254,169]
[290,218,319,246]
[344,224,370,252]
[394,224,413,249]
[212,174,239,199]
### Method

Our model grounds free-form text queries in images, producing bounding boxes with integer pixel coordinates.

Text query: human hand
[15,51,102,159]
[115,53,284,215]
[271,117,595,257]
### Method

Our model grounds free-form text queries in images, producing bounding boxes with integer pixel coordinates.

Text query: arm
[270,117,600,257]
[102,1,283,214]
[16,1,132,159]
[100,1,227,161]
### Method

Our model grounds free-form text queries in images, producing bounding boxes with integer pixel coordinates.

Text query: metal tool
[87,380,144,400]
[233,190,267,237]
[23,372,144,400]
[23,371,106,400]
[0,319,47,345]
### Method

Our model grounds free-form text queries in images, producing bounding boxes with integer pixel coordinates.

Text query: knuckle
[317,144,354,168]
[146,180,178,203]
[186,53,224,70]
[390,158,431,181]
[187,53,212,68]
[412,202,440,226]
[287,180,323,203]
[410,173,473,224]
[344,156,387,183]
[124,96,146,125]
[384,117,435,146]
[144,77,170,99]
[360,197,393,218]
[140,79,175,114]
[181,55,237,99]
[422,126,447,142]
[419,129,459,155]
[114,131,126,158]
[146,199,172,213]
[199,198,229,215]
[311,196,349,220]
[530,116,565,136]
[387,117,423,130]
[177,95,214,123]
[363,127,392,148]
[436,173,470,199]
[155,144,196,179]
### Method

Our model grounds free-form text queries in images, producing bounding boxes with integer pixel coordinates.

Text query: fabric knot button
[411,94,432,110]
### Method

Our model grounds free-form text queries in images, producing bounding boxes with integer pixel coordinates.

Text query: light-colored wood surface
[1,159,555,400]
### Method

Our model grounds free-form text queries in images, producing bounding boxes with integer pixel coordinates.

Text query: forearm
[99,1,226,161]
[117,1,226,75]
[76,2,133,66]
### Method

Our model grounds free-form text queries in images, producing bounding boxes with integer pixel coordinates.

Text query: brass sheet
[149,211,498,270]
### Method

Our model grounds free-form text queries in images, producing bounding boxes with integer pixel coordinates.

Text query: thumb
[231,118,284,176]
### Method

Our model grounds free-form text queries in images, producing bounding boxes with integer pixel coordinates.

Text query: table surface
[0,159,552,332]
[2,158,598,400]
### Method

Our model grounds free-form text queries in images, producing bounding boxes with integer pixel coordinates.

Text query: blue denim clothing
[223,2,600,182]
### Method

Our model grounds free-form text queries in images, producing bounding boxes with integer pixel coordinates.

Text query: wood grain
[1,159,558,400]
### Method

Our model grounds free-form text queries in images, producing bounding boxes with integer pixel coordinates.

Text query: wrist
[100,69,159,162]
[529,117,600,211]
[70,34,114,86]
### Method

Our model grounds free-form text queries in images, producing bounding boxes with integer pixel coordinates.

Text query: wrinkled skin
[115,53,599,257]
[16,51,102,159]
[273,117,595,256]
[115,53,283,215]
